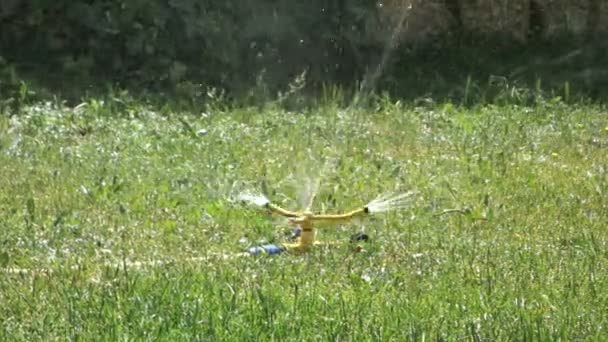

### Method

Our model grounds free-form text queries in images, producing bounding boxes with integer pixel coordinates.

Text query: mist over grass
[1,92,607,339]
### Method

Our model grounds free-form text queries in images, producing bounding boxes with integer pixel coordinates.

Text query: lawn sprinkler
[238,191,416,255]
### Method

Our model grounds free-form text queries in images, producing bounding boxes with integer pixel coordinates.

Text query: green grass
[1,94,607,340]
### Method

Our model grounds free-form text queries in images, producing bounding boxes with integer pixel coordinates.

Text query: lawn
[1,94,607,340]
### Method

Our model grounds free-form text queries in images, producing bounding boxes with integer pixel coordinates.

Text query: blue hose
[247,244,286,255]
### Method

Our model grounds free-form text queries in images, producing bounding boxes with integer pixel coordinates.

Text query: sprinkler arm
[265,203,299,218]
[265,203,371,223]
[311,207,369,222]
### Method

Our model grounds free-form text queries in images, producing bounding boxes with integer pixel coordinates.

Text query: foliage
[2,1,608,103]
[0,0,379,92]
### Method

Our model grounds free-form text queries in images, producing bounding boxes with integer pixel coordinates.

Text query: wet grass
[1,94,607,340]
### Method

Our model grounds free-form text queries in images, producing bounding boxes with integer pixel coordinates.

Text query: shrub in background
[0,0,380,94]
[1,0,607,101]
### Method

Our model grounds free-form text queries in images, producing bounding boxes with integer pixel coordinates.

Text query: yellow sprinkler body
[264,203,369,253]
[241,190,414,255]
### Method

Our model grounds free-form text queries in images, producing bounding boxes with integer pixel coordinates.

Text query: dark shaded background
[1,0,607,105]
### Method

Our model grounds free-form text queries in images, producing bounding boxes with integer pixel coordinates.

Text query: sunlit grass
[1,95,607,340]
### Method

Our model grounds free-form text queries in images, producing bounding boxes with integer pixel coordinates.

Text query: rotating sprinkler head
[237,189,416,254]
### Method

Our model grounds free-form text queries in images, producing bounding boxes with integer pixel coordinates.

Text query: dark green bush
[3,1,607,103]
[0,0,380,94]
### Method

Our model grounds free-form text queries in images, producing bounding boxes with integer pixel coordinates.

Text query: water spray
[237,192,270,207]
[365,191,417,214]
[358,0,411,98]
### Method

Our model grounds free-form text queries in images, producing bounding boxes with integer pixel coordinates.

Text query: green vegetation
[3,1,608,101]
[1,90,607,339]
[0,0,377,93]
